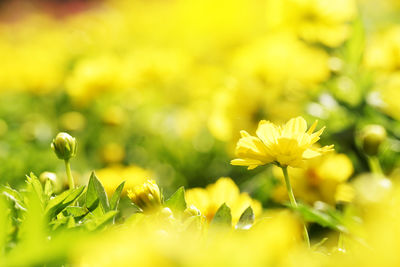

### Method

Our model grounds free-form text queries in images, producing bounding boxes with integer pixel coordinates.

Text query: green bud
[39,171,57,183]
[39,171,63,194]
[51,132,77,160]
[360,124,387,156]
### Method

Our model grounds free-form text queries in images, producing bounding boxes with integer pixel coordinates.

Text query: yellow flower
[185,177,262,225]
[96,165,153,196]
[127,180,162,212]
[266,0,357,47]
[231,116,334,169]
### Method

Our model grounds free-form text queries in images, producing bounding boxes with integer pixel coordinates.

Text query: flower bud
[352,173,392,205]
[51,132,77,160]
[39,171,63,194]
[39,171,57,184]
[127,180,162,212]
[360,124,387,156]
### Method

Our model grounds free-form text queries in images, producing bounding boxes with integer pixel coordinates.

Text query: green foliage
[45,186,85,220]
[0,170,126,266]
[235,206,255,230]
[211,203,232,227]
[292,203,348,233]
[165,186,187,213]
[110,181,125,211]
[86,172,110,214]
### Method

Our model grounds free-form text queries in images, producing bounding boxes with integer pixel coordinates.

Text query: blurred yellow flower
[231,116,334,169]
[266,0,357,47]
[100,143,126,164]
[272,152,354,205]
[65,55,123,105]
[185,177,262,225]
[96,165,153,196]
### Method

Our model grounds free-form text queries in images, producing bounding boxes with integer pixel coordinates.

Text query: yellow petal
[256,120,279,146]
[282,116,308,137]
[310,126,326,144]
[303,148,321,159]
[230,158,265,167]
[307,120,318,134]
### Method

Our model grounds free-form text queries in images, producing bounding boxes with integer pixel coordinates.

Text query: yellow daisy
[231,116,333,169]
[185,178,262,225]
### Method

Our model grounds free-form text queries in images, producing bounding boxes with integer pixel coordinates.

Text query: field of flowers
[1,0,400,266]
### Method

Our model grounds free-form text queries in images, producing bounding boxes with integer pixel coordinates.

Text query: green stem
[367,156,383,175]
[338,232,345,253]
[65,159,75,190]
[281,166,310,247]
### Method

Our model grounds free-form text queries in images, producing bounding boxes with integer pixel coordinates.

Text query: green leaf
[1,185,26,211]
[293,203,348,233]
[45,186,85,220]
[110,181,125,211]
[84,210,118,231]
[67,216,75,229]
[211,203,232,227]
[66,206,88,217]
[235,206,255,230]
[86,174,99,212]
[165,187,186,213]
[0,196,11,252]
[86,172,110,213]
[43,180,53,199]
[26,172,45,206]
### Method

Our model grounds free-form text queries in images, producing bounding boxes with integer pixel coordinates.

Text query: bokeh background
[1,0,400,207]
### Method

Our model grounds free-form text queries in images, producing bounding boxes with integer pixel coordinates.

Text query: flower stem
[367,156,383,175]
[281,166,310,247]
[64,159,75,190]
[337,232,345,253]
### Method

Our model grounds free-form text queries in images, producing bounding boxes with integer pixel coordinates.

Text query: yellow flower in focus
[231,116,334,169]
[96,165,153,196]
[272,152,354,205]
[127,180,162,212]
[185,177,262,225]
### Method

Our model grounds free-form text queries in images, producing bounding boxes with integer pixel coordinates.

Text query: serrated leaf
[165,187,186,213]
[26,172,45,206]
[110,181,125,210]
[1,185,26,211]
[84,210,118,231]
[45,186,85,219]
[211,203,232,227]
[86,172,110,214]
[235,206,255,230]
[293,203,348,233]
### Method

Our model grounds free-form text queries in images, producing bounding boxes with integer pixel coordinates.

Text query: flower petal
[282,116,308,138]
